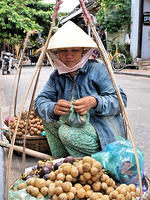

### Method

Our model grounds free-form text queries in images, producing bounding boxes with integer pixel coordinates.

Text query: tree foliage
[0,0,54,47]
[96,0,131,33]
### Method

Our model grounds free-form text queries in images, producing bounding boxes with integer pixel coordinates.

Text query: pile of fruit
[4,108,44,137]
[15,156,141,200]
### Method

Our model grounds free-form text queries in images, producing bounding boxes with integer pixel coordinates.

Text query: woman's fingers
[57,99,72,108]
[53,97,97,116]
[54,99,71,115]
[73,96,97,114]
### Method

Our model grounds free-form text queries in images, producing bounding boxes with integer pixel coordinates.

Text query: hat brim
[48,21,97,50]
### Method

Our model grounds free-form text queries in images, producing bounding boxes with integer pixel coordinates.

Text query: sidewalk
[22,60,150,78]
[115,69,150,78]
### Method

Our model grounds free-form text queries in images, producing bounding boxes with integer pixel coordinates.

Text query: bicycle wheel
[111,53,126,71]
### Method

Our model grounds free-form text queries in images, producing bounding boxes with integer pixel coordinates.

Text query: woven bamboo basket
[4,131,50,154]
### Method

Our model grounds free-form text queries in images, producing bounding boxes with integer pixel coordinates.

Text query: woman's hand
[54,99,71,115]
[73,96,97,115]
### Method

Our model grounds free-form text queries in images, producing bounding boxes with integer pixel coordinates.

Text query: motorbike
[1,52,18,75]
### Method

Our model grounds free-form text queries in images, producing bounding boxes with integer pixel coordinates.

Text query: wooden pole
[0,141,51,160]
[5,1,63,199]
[79,1,143,199]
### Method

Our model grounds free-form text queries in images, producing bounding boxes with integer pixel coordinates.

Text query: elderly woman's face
[57,48,83,68]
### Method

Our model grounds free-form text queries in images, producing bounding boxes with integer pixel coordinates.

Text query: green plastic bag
[91,138,144,185]
[59,97,89,128]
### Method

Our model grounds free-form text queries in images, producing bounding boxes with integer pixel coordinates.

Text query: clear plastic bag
[9,180,49,200]
[91,138,144,185]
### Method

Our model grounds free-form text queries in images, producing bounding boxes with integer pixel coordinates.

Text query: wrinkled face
[57,48,83,68]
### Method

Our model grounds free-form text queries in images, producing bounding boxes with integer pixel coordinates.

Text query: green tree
[0,0,54,48]
[96,0,131,33]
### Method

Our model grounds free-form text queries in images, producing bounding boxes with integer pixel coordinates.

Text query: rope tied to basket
[79,0,143,199]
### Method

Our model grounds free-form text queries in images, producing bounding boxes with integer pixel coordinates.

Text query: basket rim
[4,131,46,140]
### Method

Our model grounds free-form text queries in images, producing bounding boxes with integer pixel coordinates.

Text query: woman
[34,21,127,158]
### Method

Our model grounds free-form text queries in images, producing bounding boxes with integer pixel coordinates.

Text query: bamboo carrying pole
[0,141,51,160]
[5,1,63,199]
[79,1,143,199]
[22,31,45,174]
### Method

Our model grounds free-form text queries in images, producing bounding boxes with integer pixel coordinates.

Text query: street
[0,66,150,186]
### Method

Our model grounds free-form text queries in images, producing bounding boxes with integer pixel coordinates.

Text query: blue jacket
[34,60,127,149]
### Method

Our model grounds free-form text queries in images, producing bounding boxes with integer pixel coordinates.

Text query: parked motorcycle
[1,52,18,75]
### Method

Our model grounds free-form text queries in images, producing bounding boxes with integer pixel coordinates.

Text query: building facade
[130,0,150,60]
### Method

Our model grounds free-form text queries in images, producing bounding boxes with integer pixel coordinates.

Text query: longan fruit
[90,192,103,200]
[17,182,27,190]
[101,182,108,191]
[125,192,132,200]
[106,186,114,195]
[83,184,91,191]
[63,165,71,175]
[82,156,93,165]
[83,172,92,181]
[58,193,67,200]
[74,183,83,190]
[87,179,93,185]
[70,187,76,194]
[48,183,56,196]
[101,174,109,182]
[19,124,24,129]
[92,161,102,171]
[65,174,73,182]
[76,188,86,199]
[85,190,93,198]
[52,194,58,200]
[118,186,127,196]
[30,131,35,135]
[128,184,136,192]
[55,180,63,187]
[91,174,100,182]
[26,177,35,186]
[79,174,85,182]
[62,182,72,192]
[109,190,119,199]
[57,173,65,182]
[77,163,83,174]
[90,167,99,176]
[130,191,136,198]
[70,167,79,178]
[40,186,48,196]
[67,192,74,200]
[37,130,41,135]
[135,187,140,197]
[46,179,53,188]
[116,194,125,200]
[37,192,44,199]
[30,186,40,197]
[26,185,34,194]
[55,186,63,195]
[101,194,109,200]
[92,181,101,192]
[83,163,91,172]
[34,178,46,189]
[30,115,34,119]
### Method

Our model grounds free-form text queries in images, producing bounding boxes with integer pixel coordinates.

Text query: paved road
[0,66,150,187]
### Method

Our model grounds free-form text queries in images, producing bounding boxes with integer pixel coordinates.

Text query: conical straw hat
[48,21,97,50]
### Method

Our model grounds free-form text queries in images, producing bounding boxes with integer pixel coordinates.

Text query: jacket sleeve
[34,72,59,122]
[91,63,127,116]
